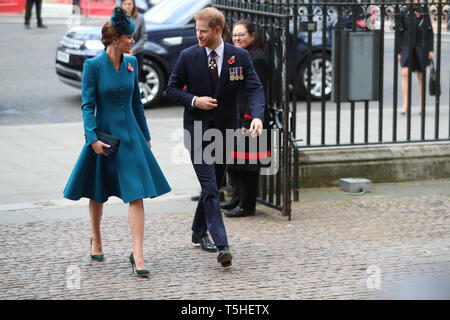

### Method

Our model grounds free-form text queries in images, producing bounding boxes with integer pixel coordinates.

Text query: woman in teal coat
[63,7,171,277]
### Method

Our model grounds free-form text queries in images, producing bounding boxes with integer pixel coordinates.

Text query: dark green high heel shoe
[90,238,104,261]
[129,253,150,278]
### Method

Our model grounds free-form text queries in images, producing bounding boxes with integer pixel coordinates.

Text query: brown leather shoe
[217,248,232,267]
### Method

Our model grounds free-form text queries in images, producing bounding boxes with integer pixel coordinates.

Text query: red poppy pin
[127,63,134,72]
[228,55,235,65]
[416,13,421,18]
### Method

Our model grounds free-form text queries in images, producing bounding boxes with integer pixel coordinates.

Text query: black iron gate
[214,0,294,219]
[213,0,450,220]
[290,0,449,148]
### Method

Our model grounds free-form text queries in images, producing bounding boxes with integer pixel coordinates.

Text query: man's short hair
[194,7,226,32]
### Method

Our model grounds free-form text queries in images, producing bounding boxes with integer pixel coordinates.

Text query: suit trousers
[191,120,229,248]
[25,0,43,26]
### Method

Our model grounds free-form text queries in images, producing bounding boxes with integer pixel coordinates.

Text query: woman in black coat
[397,0,434,115]
[222,20,270,218]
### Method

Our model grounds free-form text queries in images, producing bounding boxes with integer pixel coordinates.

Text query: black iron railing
[213,0,450,218]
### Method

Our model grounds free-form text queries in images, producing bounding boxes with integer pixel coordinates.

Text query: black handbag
[429,59,440,96]
[95,130,120,155]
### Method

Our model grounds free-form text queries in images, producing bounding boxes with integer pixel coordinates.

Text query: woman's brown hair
[101,20,120,47]
[121,0,138,18]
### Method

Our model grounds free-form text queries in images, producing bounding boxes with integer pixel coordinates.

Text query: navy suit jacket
[166,42,265,135]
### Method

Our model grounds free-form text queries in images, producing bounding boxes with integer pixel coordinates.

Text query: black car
[55,0,209,107]
[56,0,347,107]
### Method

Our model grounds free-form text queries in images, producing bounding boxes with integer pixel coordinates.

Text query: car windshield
[144,0,210,25]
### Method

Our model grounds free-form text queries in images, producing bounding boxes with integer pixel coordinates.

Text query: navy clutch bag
[95,130,120,155]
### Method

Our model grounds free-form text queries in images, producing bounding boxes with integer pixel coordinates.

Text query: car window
[144,0,210,25]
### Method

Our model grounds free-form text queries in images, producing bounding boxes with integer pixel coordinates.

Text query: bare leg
[128,199,146,270]
[401,66,409,113]
[417,71,423,113]
[89,199,103,255]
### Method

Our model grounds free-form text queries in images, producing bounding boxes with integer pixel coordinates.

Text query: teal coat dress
[63,50,171,203]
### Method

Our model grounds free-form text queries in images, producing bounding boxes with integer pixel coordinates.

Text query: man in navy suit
[166,7,265,267]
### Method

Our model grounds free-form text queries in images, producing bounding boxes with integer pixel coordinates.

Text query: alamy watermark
[170,121,280,176]
[366,265,381,290]
[65,7,103,30]
[66,265,81,291]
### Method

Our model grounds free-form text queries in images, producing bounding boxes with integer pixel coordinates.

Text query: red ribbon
[232,150,271,160]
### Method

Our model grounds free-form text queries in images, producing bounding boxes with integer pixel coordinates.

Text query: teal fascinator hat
[110,7,135,35]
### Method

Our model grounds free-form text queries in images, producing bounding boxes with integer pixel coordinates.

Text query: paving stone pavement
[0,192,449,300]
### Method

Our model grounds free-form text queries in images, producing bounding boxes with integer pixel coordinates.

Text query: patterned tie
[209,50,219,95]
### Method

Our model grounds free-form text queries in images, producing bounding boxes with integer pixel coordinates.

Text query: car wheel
[140,60,165,108]
[298,53,332,100]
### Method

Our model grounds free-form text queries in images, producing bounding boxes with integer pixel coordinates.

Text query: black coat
[237,46,269,124]
[230,45,270,171]
[397,5,434,71]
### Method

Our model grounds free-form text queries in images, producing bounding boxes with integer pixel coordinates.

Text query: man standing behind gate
[166,7,265,268]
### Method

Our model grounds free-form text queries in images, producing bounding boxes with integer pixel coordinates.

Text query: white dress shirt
[191,40,225,107]
[205,40,224,77]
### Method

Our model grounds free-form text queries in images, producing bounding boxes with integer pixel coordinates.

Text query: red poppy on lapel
[415,13,421,18]
[228,55,235,65]
[127,63,134,72]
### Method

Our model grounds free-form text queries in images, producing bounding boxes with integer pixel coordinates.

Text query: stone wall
[298,142,450,187]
